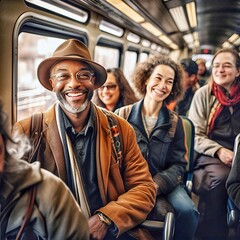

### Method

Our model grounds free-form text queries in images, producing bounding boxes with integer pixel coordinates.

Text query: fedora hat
[37,39,107,91]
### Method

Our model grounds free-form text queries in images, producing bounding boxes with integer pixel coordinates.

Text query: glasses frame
[51,70,95,83]
[98,84,117,91]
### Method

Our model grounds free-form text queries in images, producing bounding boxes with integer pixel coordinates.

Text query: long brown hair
[93,68,138,110]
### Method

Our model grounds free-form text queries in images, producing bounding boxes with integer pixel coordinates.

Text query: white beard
[56,92,89,114]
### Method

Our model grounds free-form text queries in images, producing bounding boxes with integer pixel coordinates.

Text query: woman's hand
[216,147,234,167]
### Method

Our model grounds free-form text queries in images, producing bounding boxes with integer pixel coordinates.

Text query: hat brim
[37,56,107,91]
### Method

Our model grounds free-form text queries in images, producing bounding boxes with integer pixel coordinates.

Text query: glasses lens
[76,71,93,81]
[99,84,117,91]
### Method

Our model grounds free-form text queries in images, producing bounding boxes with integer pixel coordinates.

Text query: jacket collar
[128,99,172,132]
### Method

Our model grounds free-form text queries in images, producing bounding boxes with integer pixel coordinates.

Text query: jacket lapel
[44,104,67,182]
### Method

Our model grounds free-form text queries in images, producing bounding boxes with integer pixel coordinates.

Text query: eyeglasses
[98,84,117,91]
[51,70,94,83]
[212,63,235,70]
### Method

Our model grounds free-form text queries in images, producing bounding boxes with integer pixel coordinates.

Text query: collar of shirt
[61,105,95,139]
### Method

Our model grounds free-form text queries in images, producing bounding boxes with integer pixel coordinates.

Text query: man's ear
[49,78,54,90]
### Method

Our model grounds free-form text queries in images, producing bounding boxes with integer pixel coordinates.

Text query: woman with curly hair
[115,53,199,240]
[93,68,138,111]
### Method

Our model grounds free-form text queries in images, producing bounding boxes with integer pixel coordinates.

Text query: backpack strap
[101,109,123,168]
[29,112,43,163]
[168,111,178,138]
[15,185,37,240]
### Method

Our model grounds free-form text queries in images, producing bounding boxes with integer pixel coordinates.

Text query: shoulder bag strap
[101,109,123,169]
[15,185,37,240]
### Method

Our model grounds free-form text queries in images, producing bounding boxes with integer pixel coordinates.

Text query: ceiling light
[159,35,172,45]
[106,0,145,23]
[169,42,178,50]
[193,32,199,41]
[222,41,233,48]
[233,38,240,46]
[186,2,197,28]
[169,6,189,32]
[141,22,163,36]
[228,33,239,43]
[183,33,194,44]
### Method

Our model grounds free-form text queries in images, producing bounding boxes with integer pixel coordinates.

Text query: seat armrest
[227,198,240,227]
[140,212,175,240]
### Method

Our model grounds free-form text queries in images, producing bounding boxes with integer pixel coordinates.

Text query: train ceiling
[66,0,240,53]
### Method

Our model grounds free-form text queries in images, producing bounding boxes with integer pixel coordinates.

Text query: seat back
[180,116,195,194]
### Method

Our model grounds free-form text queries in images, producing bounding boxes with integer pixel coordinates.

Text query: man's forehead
[51,60,92,71]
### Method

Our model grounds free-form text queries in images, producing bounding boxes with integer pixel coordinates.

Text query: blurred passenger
[93,68,138,111]
[188,48,240,240]
[13,39,156,240]
[196,58,211,87]
[0,99,89,240]
[175,58,199,116]
[226,134,240,209]
[115,53,199,240]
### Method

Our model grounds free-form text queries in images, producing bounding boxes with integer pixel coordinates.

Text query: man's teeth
[67,92,83,97]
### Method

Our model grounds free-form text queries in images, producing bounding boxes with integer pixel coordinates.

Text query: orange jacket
[13,102,156,237]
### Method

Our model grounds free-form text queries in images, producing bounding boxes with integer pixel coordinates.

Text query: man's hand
[216,147,234,167]
[88,214,109,240]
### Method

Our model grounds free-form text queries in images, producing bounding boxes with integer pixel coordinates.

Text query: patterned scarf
[207,80,240,135]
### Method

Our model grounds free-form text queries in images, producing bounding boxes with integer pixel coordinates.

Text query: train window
[127,32,141,44]
[25,0,89,23]
[17,32,66,121]
[139,52,149,63]
[94,46,119,69]
[141,39,151,48]
[123,50,138,82]
[99,20,124,37]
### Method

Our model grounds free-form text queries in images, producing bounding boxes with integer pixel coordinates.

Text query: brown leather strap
[16,185,37,240]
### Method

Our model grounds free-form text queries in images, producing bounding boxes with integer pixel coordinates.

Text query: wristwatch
[97,212,112,226]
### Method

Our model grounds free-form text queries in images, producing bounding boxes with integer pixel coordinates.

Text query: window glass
[123,50,138,82]
[94,46,119,69]
[17,32,65,121]
[139,52,148,63]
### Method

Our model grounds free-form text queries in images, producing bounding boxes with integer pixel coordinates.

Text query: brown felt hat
[37,39,107,91]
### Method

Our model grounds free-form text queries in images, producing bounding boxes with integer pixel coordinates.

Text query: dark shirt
[176,87,195,116]
[63,106,103,214]
[209,104,240,150]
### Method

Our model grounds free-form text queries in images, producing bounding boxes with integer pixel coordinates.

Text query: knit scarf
[207,81,240,135]
[55,103,91,217]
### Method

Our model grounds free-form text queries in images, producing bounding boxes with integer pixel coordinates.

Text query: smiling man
[13,39,156,240]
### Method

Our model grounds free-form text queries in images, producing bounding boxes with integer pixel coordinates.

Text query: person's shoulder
[40,168,64,186]
[194,82,211,97]
[114,104,133,119]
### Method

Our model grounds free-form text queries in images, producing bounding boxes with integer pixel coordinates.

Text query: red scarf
[207,81,240,135]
